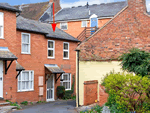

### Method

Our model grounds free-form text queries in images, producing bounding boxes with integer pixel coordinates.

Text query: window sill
[48,57,55,59]
[21,53,31,55]
[65,89,71,91]
[17,90,34,93]
[0,38,4,39]
[63,58,69,60]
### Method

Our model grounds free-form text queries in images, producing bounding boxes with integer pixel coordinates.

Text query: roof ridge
[14,1,49,6]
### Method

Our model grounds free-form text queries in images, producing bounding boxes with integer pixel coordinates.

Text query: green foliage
[57,86,65,99]
[6,100,21,109]
[102,72,150,113]
[119,48,150,77]
[21,101,28,105]
[30,102,33,105]
[80,104,103,113]
[37,101,42,103]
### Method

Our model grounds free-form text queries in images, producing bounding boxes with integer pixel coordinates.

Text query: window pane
[61,23,67,30]
[63,51,68,58]
[48,50,53,57]
[82,21,87,27]
[22,81,25,90]
[18,81,21,90]
[63,75,68,80]
[22,44,29,53]
[25,73,29,81]
[69,74,70,80]
[48,41,53,48]
[26,81,29,89]
[18,74,21,81]
[64,43,68,50]
[0,26,2,37]
[22,34,29,43]
[30,81,33,89]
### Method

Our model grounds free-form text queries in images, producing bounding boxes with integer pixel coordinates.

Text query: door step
[0,102,10,107]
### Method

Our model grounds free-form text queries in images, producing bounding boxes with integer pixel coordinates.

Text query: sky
[1,0,150,11]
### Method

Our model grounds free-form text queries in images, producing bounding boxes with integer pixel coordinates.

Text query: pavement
[12,100,77,113]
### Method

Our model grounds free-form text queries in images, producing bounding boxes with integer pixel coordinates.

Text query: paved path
[12,100,77,113]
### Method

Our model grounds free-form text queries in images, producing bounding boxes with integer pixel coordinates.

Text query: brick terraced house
[76,0,150,106]
[44,1,127,40]
[0,3,79,103]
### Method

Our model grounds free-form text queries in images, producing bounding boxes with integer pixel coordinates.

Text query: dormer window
[0,12,4,39]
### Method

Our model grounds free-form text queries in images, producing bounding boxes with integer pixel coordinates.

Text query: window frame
[60,22,68,30]
[0,12,4,39]
[60,73,71,90]
[17,70,34,92]
[81,20,87,27]
[63,42,69,59]
[21,32,31,54]
[47,40,55,59]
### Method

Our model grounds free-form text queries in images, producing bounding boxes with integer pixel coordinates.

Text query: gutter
[75,49,80,107]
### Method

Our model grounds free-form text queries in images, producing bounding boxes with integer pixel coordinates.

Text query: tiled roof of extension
[14,1,50,20]
[0,3,21,12]
[17,16,80,42]
[45,1,127,22]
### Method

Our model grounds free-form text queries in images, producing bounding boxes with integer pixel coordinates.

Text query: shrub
[21,101,28,105]
[57,86,65,99]
[102,72,150,113]
[6,100,21,109]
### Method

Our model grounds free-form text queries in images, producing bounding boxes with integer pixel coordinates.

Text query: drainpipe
[76,49,80,107]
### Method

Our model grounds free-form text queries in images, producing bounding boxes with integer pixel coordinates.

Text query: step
[0,102,10,107]
[0,106,17,113]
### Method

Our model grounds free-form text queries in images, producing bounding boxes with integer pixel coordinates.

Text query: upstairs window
[60,73,71,90]
[60,22,68,30]
[0,12,4,39]
[21,33,30,54]
[63,42,69,59]
[48,40,55,58]
[81,20,87,27]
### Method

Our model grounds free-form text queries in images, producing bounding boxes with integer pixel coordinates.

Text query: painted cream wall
[78,61,123,106]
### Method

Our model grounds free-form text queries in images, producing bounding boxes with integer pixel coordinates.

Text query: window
[21,33,30,54]
[63,42,69,59]
[0,12,4,38]
[81,20,87,27]
[60,22,68,30]
[18,71,34,91]
[48,40,55,58]
[60,73,71,90]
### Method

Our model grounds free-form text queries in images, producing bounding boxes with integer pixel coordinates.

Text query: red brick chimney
[49,0,61,14]
[128,0,147,12]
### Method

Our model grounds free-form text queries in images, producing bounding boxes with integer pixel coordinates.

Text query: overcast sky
[2,0,150,11]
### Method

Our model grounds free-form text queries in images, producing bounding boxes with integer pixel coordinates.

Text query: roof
[17,16,80,42]
[45,1,127,22]
[16,61,25,71]
[45,64,65,74]
[0,47,17,60]
[148,12,150,15]
[0,3,21,13]
[14,1,51,20]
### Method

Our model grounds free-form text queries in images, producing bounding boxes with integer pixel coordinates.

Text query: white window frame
[63,42,69,59]
[47,40,55,59]
[81,20,87,27]
[60,22,68,30]
[60,73,71,90]
[0,12,4,39]
[18,70,34,92]
[21,33,31,54]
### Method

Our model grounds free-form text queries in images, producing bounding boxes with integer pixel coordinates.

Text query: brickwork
[77,0,150,61]
[99,84,108,106]
[0,8,77,103]
[56,18,111,38]
[84,80,98,105]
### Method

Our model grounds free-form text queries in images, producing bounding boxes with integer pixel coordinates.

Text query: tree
[119,48,150,77]
[102,72,150,113]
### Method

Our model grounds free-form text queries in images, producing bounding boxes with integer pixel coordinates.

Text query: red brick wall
[0,9,18,102]
[84,80,98,105]
[56,18,111,38]
[77,0,150,61]
[99,84,108,106]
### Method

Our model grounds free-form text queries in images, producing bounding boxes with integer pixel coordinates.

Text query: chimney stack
[128,0,147,12]
[49,0,61,14]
